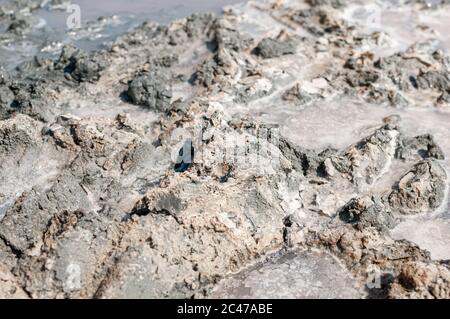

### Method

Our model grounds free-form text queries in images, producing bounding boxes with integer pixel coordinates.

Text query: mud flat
[210,249,362,299]
[0,0,449,299]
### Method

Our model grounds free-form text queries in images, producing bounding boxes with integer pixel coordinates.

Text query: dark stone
[127,70,173,112]
[339,196,397,232]
[396,134,445,161]
[57,45,107,83]
[252,38,296,59]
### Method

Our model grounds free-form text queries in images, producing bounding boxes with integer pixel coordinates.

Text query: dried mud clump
[58,46,108,83]
[396,134,445,161]
[388,160,447,215]
[389,262,450,299]
[338,196,397,233]
[127,70,173,112]
[252,37,296,59]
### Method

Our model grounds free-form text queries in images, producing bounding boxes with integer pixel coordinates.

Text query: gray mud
[210,249,362,299]
[0,0,450,299]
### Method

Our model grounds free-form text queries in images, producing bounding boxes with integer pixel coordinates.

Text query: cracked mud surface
[0,0,450,299]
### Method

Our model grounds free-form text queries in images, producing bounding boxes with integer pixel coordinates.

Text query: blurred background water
[0,0,249,69]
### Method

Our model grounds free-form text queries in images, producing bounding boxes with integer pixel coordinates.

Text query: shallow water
[38,0,249,50]
[53,0,247,24]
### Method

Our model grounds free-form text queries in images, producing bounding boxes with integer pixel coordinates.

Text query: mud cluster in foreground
[0,0,450,299]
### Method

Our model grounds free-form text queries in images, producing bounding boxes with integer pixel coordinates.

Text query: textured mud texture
[126,70,173,111]
[0,0,450,299]
[252,37,297,59]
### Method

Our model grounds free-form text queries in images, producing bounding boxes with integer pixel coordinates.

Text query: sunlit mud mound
[0,0,449,299]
